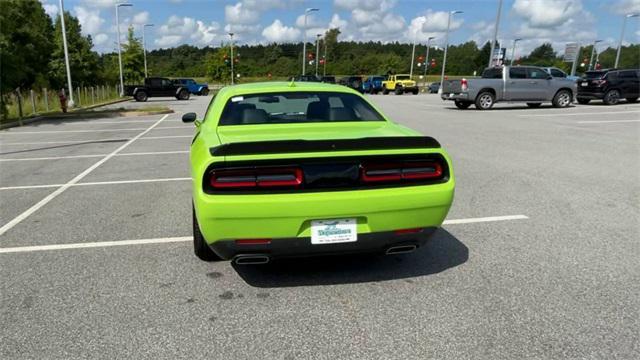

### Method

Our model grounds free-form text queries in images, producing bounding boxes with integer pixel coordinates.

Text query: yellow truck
[381,74,419,95]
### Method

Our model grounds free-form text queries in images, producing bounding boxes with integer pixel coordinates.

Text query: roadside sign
[491,48,506,66]
[564,43,579,62]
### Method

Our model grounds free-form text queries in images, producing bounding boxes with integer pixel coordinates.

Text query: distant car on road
[363,76,385,94]
[381,74,419,95]
[577,69,639,105]
[173,78,209,96]
[124,77,190,102]
[320,75,336,84]
[542,67,580,82]
[441,66,577,110]
[338,76,364,93]
[428,82,440,93]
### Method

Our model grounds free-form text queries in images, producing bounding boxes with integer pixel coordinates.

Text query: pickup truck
[382,74,419,95]
[363,76,385,94]
[441,66,577,110]
[124,77,190,102]
[173,78,209,95]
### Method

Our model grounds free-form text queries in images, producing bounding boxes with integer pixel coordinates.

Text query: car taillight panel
[211,167,303,189]
[361,161,443,183]
[461,78,468,92]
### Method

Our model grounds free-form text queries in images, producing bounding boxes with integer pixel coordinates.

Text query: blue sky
[41,0,640,56]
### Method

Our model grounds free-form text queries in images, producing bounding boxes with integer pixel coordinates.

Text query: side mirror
[182,112,197,123]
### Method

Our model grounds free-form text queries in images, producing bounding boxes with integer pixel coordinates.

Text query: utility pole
[323,39,327,76]
[116,2,133,96]
[488,0,503,67]
[229,32,235,85]
[315,34,321,77]
[142,24,154,78]
[58,0,75,107]
[302,8,319,75]
[410,35,417,78]
[423,36,435,91]
[439,10,463,93]
[588,40,602,71]
[510,38,522,66]
[615,14,639,68]
[570,44,581,76]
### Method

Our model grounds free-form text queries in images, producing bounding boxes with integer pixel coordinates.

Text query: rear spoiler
[210,136,440,156]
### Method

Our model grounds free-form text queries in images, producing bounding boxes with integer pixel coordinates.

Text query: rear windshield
[219,92,385,126]
[585,71,606,79]
[482,68,502,79]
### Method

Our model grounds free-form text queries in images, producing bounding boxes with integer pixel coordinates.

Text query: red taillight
[235,239,271,245]
[461,78,468,92]
[361,161,443,183]
[210,167,303,189]
[394,228,423,235]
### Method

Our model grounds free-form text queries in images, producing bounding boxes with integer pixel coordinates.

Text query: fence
[1,85,123,123]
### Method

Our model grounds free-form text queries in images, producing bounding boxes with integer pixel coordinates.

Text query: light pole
[439,10,463,93]
[58,0,75,107]
[488,0,503,67]
[315,34,321,77]
[229,32,235,85]
[410,35,417,78]
[142,23,154,78]
[423,36,435,91]
[116,2,132,96]
[302,7,319,75]
[323,38,327,76]
[615,13,639,68]
[588,39,603,71]
[510,38,522,66]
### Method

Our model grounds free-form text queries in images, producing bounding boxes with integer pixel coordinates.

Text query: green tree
[323,28,341,74]
[205,47,232,83]
[122,26,145,83]
[522,43,557,66]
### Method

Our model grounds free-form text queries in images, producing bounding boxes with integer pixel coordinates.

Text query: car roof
[216,81,359,97]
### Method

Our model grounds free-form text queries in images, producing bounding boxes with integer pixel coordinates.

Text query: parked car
[542,67,581,82]
[124,77,190,102]
[363,76,385,94]
[441,66,577,110]
[182,81,455,263]
[382,74,419,95]
[291,75,321,82]
[428,82,440,93]
[338,76,364,92]
[320,75,336,84]
[577,69,639,105]
[173,78,209,95]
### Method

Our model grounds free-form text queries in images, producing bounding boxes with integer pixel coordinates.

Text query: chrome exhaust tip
[385,244,417,255]
[233,254,270,265]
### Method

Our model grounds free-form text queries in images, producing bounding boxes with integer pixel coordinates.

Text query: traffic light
[224,54,230,66]
[430,59,437,68]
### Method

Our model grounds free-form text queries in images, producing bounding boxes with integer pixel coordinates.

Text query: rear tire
[552,90,572,108]
[134,90,148,102]
[412,89,419,95]
[394,86,404,95]
[177,89,190,100]
[526,103,542,108]
[603,89,620,105]
[193,205,222,262]
[475,91,495,110]
[382,86,389,95]
[577,98,591,105]
[454,100,472,109]
[626,97,638,103]
[201,89,209,96]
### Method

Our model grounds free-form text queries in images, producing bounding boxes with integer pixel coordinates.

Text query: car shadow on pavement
[232,228,468,288]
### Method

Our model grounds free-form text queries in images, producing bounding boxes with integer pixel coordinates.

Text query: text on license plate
[311,219,357,245]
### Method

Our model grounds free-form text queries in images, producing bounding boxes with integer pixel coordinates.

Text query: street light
[615,13,639,68]
[422,36,435,91]
[302,7,319,75]
[410,34,417,78]
[510,38,522,66]
[488,0,504,67]
[588,39,603,71]
[439,10,463,93]
[315,34,322,77]
[115,2,133,96]
[58,0,75,107]
[142,23,154,78]
[229,32,235,85]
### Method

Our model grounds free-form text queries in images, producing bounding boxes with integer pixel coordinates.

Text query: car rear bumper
[441,93,469,101]
[209,227,438,260]
[577,91,605,100]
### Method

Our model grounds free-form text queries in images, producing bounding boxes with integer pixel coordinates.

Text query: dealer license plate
[311,219,357,245]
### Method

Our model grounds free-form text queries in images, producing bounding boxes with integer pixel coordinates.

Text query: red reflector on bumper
[235,239,272,245]
[394,228,423,235]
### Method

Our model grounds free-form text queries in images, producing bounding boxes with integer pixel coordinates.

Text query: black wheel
[394,86,404,95]
[475,91,495,110]
[134,90,148,102]
[577,98,591,105]
[526,103,542,108]
[603,89,620,105]
[552,90,572,108]
[625,97,638,103]
[454,100,471,109]
[201,89,209,96]
[382,86,389,95]
[193,205,222,261]
[412,89,419,95]
[177,89,190,100]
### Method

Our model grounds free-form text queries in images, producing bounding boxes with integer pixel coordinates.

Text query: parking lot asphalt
[1,93,639,359]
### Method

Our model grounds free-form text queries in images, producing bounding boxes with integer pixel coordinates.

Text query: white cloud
[334,0,396,12]
[132,11,150,25]
[262,19,301,43]
[156,15,221,47]
[74,6,105,36]
[244,0,286,11]
[225,2,259,25]
[420,10,463,33]
[512,0,583,28]
[155,35,183,47]
[613,0,640,15]
[93,33,109,46]
[40,0,58,18]
[80,0,120,8]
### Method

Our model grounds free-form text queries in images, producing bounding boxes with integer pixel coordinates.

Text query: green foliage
[122,26,145,84]
[205,48,232,83]
[521,43,557,66]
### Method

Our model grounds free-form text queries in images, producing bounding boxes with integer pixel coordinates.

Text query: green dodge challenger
[183,81,455,264]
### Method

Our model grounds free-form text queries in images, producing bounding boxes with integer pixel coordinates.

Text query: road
[1,92,639,359]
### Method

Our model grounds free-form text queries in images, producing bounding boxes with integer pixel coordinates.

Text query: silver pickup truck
[441,66,577,110]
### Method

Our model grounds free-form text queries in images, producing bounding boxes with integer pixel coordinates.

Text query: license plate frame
[311,218,357,245]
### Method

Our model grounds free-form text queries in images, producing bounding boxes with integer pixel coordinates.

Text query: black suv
[577,69,639,105]
[338,76,364,93]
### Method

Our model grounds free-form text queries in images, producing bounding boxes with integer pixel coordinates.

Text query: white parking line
[576,119,640,124]
[0,151,189,162]
[0,126,187,134]
[0,177,190,191]
[1,135,192,146]
[0,115,170,237]
[519,110,640,117]
[0,214,529,254]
